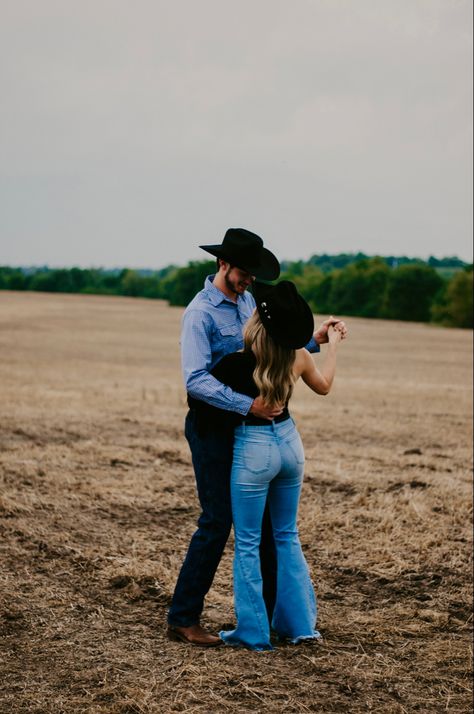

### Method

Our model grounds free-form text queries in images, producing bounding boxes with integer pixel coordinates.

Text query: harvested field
[0,290,472,713]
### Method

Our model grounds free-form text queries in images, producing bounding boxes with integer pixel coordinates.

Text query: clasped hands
[315,316,347,344]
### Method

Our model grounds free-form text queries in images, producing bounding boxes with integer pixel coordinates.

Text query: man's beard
[224,267,248,295]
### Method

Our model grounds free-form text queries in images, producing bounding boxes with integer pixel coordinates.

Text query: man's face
[223,264,255,296]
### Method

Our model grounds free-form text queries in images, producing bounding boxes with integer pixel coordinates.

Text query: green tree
[326,258,390,317]
[119,269,146,297]
[98,271,121,294]
[383,264,443,322]
[140,276,164,299]
[6,269,27,290]
[30,269,74,292]
[165,260,215,306]
[280,265,326,312]
[432,268,473,328]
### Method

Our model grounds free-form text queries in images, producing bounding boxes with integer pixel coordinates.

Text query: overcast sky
[0,0,472,269]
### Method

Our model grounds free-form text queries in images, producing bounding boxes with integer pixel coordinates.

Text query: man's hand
[314,316,348,345]
[249,396,283,421]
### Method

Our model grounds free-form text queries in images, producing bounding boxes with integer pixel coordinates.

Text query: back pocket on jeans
[243,442,272,474]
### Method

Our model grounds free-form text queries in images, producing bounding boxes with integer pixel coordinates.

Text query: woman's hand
[328,324,343,345]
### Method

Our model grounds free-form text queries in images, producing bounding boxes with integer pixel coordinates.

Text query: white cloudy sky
[0,0,472,269]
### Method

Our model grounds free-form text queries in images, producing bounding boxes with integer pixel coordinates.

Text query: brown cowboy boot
[167,624,223,647]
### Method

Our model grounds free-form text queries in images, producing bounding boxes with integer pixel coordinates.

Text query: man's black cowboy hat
[253,280,314,349]
[200,228,280,281]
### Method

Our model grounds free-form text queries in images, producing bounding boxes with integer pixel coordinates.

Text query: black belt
[239,412,290,427]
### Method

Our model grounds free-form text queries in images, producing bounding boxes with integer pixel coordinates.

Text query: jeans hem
[167,614,201,628]
[219,631,274,651]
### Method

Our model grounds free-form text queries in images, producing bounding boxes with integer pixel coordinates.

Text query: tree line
[0,254,472,328]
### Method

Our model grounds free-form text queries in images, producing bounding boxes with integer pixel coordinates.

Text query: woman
[211,280,343,651]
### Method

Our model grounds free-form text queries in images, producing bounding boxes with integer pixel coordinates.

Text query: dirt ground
[0,290,472,714]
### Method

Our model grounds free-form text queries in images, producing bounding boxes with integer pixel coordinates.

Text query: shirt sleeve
[181,309,254,415]
[305,335,320,353]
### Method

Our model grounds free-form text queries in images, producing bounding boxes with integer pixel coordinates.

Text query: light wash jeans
[220,417,321,651]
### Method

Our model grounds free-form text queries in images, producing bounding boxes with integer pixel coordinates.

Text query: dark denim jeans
[167,409,277,628]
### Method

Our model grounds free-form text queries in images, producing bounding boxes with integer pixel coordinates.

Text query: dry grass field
[0,290,472,714]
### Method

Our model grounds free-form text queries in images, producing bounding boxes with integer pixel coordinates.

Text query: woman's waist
[237,408,290,427]
[234,415,296,440]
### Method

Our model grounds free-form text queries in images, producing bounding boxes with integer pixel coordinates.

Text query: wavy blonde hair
[243,310,296,408]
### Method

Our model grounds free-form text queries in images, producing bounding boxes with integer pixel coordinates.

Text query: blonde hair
[243,310,296,408]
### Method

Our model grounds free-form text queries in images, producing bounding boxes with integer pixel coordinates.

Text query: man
[167,228,346,646]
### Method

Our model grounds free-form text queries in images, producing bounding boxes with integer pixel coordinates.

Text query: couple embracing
[167,228,346,651]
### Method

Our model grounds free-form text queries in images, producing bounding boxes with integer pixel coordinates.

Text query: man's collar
[205,274,244,306]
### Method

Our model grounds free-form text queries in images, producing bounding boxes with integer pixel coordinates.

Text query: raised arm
[296,325,342,395]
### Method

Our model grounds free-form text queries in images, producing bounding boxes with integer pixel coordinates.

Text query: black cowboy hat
[200,228,280,281]
[253,280,314,349]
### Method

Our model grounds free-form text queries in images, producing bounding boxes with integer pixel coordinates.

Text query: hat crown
[199,228,280,281]
[221,228,263,266]
[254,280,314,349]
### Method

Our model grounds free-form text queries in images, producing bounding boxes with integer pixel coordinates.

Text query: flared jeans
[220,418,320,651]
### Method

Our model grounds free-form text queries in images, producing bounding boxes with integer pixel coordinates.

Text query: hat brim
[200,244,280,281]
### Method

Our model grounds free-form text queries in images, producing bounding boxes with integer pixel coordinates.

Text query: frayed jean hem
[281,630,322,645]
[219,630,274,652]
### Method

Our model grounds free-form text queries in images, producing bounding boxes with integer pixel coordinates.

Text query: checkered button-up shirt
[181,275,319,416]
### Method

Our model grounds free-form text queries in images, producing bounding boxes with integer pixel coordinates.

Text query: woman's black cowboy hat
[200,228,280,281]
[253,280,314,349]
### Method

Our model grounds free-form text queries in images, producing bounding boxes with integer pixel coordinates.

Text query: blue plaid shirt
[181,275,320,416]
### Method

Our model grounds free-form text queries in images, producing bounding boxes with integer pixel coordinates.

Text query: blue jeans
[167,410,277,627]
[220,418,320,651]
